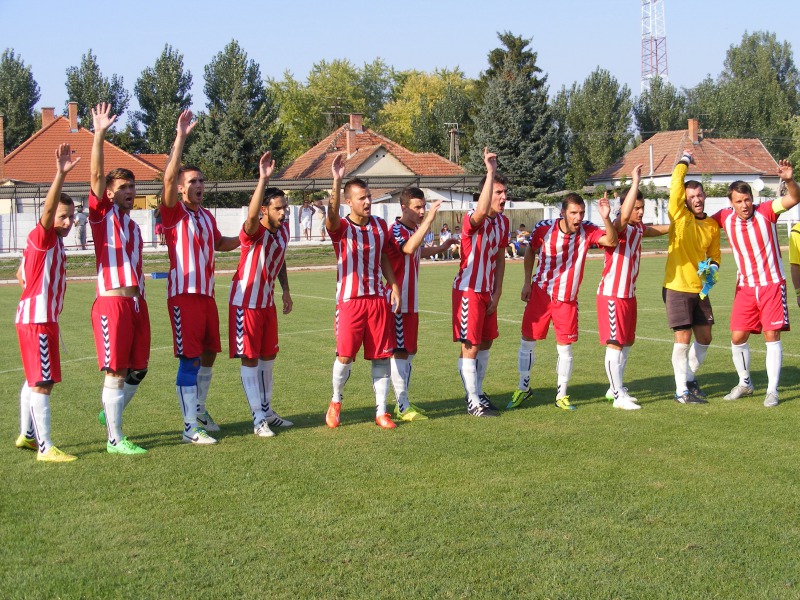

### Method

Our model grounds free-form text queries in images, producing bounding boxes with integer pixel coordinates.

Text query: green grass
[2,258,799,599]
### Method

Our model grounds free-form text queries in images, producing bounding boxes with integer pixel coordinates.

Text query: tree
[187,40,284,186]
[0,49,41,154]
[133,45,192,153]
[483,31,543,84]
[65,49,130,128]
[555,68,632,189]
[634,76,687,141]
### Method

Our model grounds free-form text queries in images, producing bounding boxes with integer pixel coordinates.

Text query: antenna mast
[641,0,669,91]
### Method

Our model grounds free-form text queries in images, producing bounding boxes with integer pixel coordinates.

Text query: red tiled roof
[590,129,778,182]
[136,153,169,171]
[278,124,464,179]
[3,117,163,184]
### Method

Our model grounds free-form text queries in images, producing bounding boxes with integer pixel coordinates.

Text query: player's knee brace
[104,374,125,390]
[176,358,201,387]
[126,368,148,386]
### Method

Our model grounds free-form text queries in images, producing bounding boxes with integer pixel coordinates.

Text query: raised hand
[55,143,81,174]
[423,200,443,223]
[483,147,498,171]
[331,153,346,180]
[631,163,643,181]
[682,149,695,164]
[176,110,196,138]
[258,151,275,179]
[91,102,117,133]
[598,195,611,219]
[778,159,794,182]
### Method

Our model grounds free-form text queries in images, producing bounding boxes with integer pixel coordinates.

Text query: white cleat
[265,411,293,428]
[763,392,779,408]
[254,421,276,438]
[613,395,642,410]
[182,427,217,445]
[197,410,220,432]
[724,384,754,401]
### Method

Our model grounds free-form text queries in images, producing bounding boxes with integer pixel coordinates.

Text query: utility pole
[445,122,461,164]
[641,0,669,91]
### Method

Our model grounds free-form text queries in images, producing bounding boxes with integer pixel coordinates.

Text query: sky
[2,0,800,124]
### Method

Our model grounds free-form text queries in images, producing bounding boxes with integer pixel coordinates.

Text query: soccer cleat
[674,391,707,405]
[407,402,427,414]
[98,409,106,426]
[265,412,293,428]
[507,388,533,409]
[326,401,341,428]
[605,387,639,403]
[394,404,428,421]
[107,437,148,455]
[467,402,499,417]
[479,393,500,411]
[15,435,37,450]
[197,410,220,432]
[763,392,779,408]
[555,396,576,411]
[37,446,78,463]
[375,413,397,429]
[613,395,642,410]
[686,380,706,400]
[254,421,276,438]
[182,427,217,445]
[724,384,754,401]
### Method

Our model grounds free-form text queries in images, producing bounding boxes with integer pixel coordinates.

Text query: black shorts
[662,288,714,330]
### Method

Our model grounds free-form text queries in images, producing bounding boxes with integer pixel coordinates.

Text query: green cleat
[394,404,429,421]
[98,409,106,426]
[107,437,147,455]
[507,389,533,409]
[555,396,577,411]
[15,435,37,450]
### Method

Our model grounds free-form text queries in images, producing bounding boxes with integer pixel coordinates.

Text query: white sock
[241,365,265,425]
[687,342,709,381]
[102,377,125,445]
[29,391,52,454]
[177,385,198,433]
[258,359,275,415]
[122,382,138,409]
[765,341,782,394]
[476,349,490,396]
[332,360,351,403]
[621,345,631,379]
[20,382,34,439]
[517,340,535,391]
[372,359,391,417]
[390,357,411,412]
[556,344,573,398]
[458,358,480,408]
[731,342,751,387]
[672,343,690,394]
[604,347,623,399]
[196,366,213,414]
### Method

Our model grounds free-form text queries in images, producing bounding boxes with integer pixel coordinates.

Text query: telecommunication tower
[641,0,669,91]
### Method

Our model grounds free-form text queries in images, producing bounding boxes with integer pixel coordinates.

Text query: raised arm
[595,196,619,248]
[778,160,800,211]
[243,151,275,237]
[41,143,81,230]
[326,154,345,233]
[669,149,692,220]
[90,103,117,199]
[469,148,497,228]
[163,110,197,209]
[404,200,442,256]
[617,164,643,230]
[644,224,670,237]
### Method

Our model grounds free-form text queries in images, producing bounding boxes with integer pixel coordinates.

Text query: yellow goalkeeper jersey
[663,161,721,293]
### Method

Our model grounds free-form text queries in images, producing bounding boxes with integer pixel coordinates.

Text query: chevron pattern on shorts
[394,314,405,349]
[459,297,469,340]
[781,285,789,327]
[38,333,51,380]
[607,300,618,342]
[101,315,111,368]
[172,305,184,355]
[236,308,245,356]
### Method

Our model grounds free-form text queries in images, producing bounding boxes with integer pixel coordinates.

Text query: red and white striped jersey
[387,219,420,314]
[229,221,290,309]
[329,216,389,302]
[530,219,605,302]
[160,203,222,299]
[597,222,646,298]
[712,202,785,287]
[453,211,510,293]
[88,190,144,297]
[15,224,66,324]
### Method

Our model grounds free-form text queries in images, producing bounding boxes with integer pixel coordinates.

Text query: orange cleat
[375,413,396,429]
[326,401,341,428]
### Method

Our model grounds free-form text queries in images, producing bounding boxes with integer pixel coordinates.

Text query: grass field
[2,256,799,599]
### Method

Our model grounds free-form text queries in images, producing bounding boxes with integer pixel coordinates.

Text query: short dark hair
[399,186,425,206]
[59,193,74,206]
[105,168,135,187]
[263,187,286,207]
[619,187,643,201]
[727,180,753,200]
[344,178,369,199]
[478,172,509,190]
[561,193,585,211]
[685,180,704,193]
[179,165,203,177]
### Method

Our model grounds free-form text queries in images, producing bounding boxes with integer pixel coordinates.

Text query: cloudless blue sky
[2,0,799,122]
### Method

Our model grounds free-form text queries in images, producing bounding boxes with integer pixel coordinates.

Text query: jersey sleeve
[158,202,184,227]
[500,215,510,247]
[790,224,800,265]
[88,189,110,222]
[328,219,348,243]
[27,222,58,251]
[669,161,689,221]
[707,220,721,265]
[585,223,605,246]
[461,211,476,236]
[530,224,548,250]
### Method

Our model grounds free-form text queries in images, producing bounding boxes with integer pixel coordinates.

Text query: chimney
[347,113,363,158]
[0,114,5,181]
[41,107,56,129]
[68,102,79,132]
[688,118,701,144]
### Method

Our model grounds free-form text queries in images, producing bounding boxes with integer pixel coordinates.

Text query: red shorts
[168,294,221,358]
[730,282,790,333]
[335,296,392,360]
[229,304,279,359]
[522,285,578,344]
[91,296,151,372]
[389,312,419,354]
[596,295,637,346]
[17,322,61,386]
[451,289,499,345]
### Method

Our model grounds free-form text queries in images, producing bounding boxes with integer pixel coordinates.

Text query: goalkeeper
[662,149,721,404]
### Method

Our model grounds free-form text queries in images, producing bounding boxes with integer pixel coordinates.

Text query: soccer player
[386,187,456,421]
[161,110,241,444]
[15,143,80,462]
[230,151,294,437]
[663,150,721,404]
[324,153,402,429]
[789,221,800,309]
[89,103,150,455]
[596,165,669,410]
[453,148,509,417]
[709,160,799,407]
[510,192,618,411]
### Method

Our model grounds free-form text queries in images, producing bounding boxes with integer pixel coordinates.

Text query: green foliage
[789,115,800,167]
[0,49,40,154]
[634,76,687,141]
[64,49,130,128]
[133,45,193,153]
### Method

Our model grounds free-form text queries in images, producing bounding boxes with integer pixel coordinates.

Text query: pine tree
[64,49,130,128]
